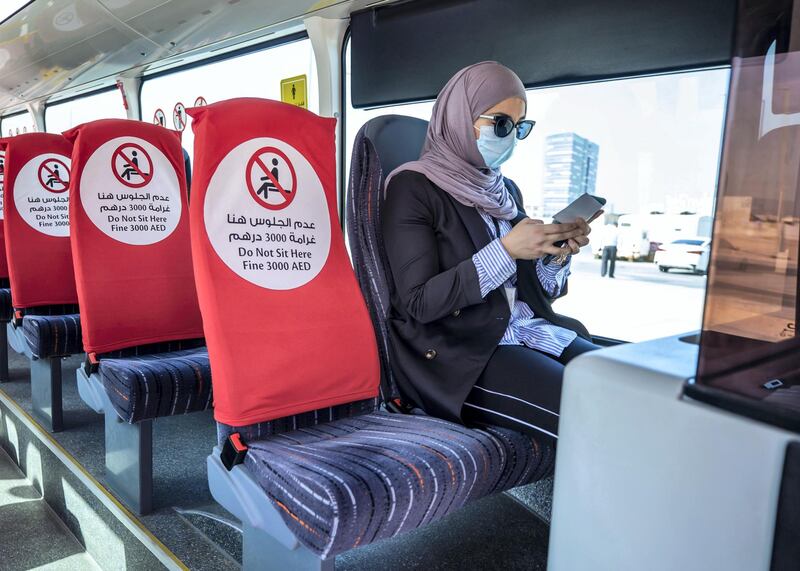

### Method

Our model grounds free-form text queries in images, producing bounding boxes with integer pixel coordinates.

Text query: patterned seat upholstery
[217,397,379,445]
[243,411,554,559]
[22,309,83,359]
[99,346,212,423]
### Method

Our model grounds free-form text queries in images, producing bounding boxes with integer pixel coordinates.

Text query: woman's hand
[500,218,588,260]
[561,218,592,255]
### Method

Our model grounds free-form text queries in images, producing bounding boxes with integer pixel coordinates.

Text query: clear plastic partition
[693,0,800,430]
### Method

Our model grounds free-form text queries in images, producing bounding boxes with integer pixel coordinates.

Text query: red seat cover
[188,98,379,426]
[64,119,204,354]
[0,146,9,279]
[1,133,77,307]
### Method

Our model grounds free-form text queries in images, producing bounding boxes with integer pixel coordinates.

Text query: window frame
[338,26,351,219]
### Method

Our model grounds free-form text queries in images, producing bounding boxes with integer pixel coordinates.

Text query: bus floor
[0,446,100,569]
[0,350,553,570]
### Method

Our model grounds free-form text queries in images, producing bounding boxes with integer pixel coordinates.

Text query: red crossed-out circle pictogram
[194,96,207,107]
[111,143,153,189]
[153,108,166,127]
[245,147,297,211]
[37,158,70,193]
[173,102,187,131]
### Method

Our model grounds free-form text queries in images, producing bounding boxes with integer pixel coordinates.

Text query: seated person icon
[120,150,149,181]
[256,158,289,197]
[45,164,63,188]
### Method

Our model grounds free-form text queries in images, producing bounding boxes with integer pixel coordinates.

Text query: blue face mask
[475,125,517,169]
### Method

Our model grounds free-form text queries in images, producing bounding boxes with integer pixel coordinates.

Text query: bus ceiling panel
[0,0,138,71]
[350,0,738,108]
[0,0,374,113]
[0,32,152,109]
[120,0,306,53]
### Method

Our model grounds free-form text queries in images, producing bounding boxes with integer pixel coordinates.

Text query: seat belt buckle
[84,352,99,376]
[12,310,23,328]
[221,433,248,471]
[387,398,414,415]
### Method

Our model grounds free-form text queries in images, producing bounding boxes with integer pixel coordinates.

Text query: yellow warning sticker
[280,74,308,109]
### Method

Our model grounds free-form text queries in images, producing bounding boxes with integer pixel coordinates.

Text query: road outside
[554,250,706,342]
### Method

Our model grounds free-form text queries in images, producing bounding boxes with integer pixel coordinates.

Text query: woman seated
[382,61,601,445]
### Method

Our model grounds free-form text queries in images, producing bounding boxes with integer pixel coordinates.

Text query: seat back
[64,119,204,354]
[187,97,379,428]
[345,115,428,402]
[1,133,78,308]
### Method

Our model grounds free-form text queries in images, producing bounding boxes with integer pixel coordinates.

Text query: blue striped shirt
[471,211,577,356]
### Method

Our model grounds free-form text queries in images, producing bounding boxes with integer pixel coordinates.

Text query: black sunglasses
[478,114,536,140]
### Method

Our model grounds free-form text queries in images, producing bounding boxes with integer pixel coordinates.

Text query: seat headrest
[361,115,428,181]
[64,118,203,354]
[0,133,78,308]
[188,98,379,426]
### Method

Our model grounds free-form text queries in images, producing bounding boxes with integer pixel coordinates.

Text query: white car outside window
[654,238,711,274]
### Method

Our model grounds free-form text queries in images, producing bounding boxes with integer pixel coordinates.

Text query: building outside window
[542,132,599,217]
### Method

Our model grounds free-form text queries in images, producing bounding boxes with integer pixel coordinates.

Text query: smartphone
[542,194,606,264]
[553,193,607,224]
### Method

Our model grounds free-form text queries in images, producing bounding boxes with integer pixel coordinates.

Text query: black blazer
[382,170,590,423]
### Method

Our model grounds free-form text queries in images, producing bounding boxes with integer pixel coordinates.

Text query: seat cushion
[22,313,83,359]
[216,397,379,445]
[99,346,212,423]
[244,411,554,559]
[0,289,11,322]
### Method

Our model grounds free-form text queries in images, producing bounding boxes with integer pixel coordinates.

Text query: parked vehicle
[655,238,711,274]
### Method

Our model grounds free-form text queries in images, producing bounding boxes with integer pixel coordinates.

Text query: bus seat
[190,100,552,568]
[21,305,82,359]
[346,115,428,404]
[95,340,209,423]
[213,410,550,562]
[1,133,83,432]
[64,119,211,515]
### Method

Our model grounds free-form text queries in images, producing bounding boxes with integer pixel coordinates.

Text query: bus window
[344,42,434,179]
[45,89,127,133]
[140,36,318,164]
[345,38,730,342]
[1,111,36,136]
